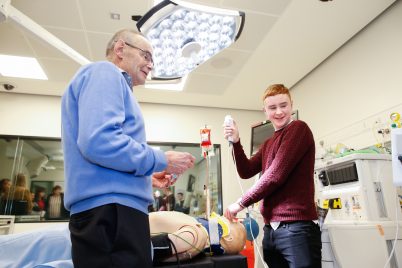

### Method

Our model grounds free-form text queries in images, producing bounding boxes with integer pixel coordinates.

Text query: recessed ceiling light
[0,55,48,80]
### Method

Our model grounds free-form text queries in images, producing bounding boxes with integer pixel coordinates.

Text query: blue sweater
[61,61,167,215]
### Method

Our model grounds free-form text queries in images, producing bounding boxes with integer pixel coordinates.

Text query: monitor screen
[250,111,298,156]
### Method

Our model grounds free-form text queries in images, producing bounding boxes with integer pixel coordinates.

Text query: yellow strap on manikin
[210,212,230,237]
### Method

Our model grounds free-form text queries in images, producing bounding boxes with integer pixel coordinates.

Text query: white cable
[383,194,400,268]
[229,144,245,196]
[226,144,268,268]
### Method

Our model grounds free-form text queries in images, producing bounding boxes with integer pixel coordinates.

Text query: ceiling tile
[0,23,34,57]
[185,73,232,95]
[222,0,292,15]
[195,48,251,76]
[230,12,277,51]
[26,28,91,60]
[86,32,114,61]
[38,58,80,82]
[183,0,224,7]
[78,0,151,33]
[12,0,82,29]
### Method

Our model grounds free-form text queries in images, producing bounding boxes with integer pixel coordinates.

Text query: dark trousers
[262,221,322,268]
[69,203,152,268]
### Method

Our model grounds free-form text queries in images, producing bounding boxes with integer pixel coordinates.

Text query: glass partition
[0,136,65,222]
[0,136,222,223]
[149,142,222,217]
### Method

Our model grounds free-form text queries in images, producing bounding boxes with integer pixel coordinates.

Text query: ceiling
[0,0,396,111]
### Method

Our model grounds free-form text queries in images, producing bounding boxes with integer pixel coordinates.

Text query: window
[149,143,222,216]
[0,136,223,222]
[0,136,66,222]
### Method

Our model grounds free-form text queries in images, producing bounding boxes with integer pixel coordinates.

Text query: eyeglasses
[124,41,153,64]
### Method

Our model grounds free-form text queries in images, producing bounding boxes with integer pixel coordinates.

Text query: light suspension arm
[0,0,91,66]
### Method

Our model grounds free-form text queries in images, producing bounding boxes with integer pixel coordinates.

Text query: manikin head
[219,218,247,254]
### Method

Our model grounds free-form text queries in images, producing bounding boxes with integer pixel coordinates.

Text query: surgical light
[136,0,245,80]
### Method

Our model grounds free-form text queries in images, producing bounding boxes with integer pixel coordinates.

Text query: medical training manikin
[150,211,247,264]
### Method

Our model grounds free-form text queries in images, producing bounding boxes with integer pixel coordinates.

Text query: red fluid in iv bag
[200,127,211,147]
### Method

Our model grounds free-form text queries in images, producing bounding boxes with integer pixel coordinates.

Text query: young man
[61,29,195,268]
[223,84,321,268]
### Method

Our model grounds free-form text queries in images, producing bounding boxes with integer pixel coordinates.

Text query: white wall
[0,92,265,213]
[292,1,402,151]
[0,93,62,138]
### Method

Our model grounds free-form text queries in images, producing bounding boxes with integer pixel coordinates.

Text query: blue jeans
[262,221,322,268]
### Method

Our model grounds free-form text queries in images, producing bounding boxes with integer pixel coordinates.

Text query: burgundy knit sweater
[234,120,317,224]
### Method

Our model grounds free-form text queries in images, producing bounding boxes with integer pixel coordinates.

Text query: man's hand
[152,171,176,188]
[165,151,195,175]
[224,202,244,221]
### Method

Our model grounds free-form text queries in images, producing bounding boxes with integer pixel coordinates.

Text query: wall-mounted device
[315,154,400,222]
[315,154,402,268]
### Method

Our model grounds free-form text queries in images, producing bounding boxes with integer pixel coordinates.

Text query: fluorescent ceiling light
[145,75,188,91]
[137,0,245,80]
[0,54,48,80]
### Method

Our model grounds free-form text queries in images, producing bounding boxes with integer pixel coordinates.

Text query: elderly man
[61,29,195,268]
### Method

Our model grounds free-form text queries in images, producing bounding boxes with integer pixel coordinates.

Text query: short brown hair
[262,84,292,102]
